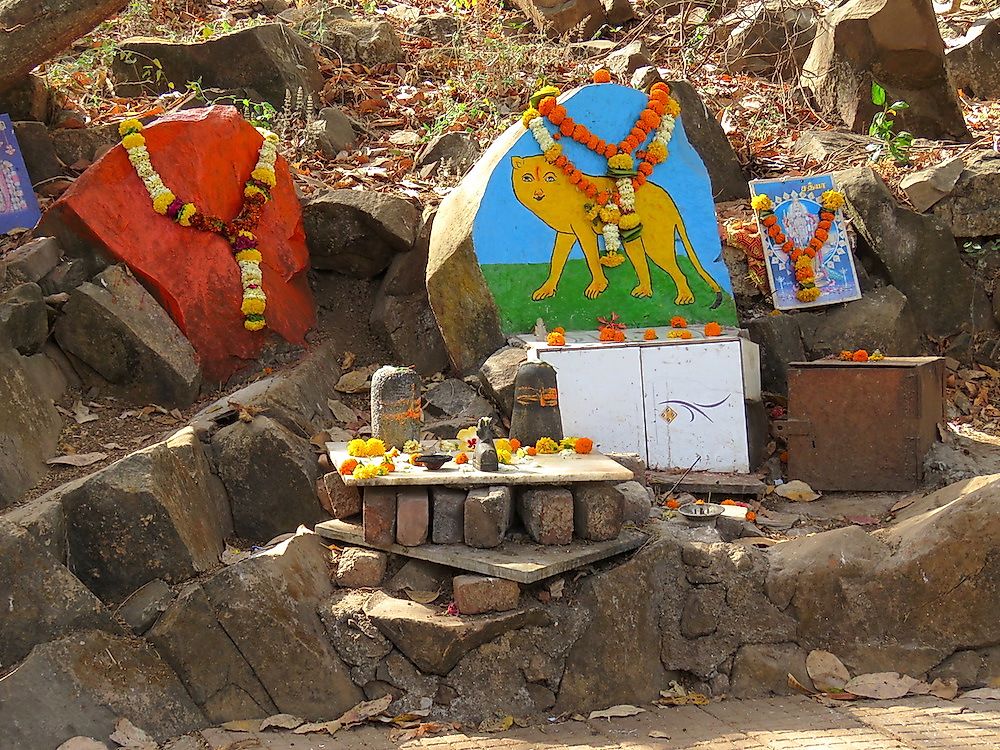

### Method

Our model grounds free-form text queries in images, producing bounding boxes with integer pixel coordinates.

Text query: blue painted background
[473,83,730,294]
[0,114,41,235]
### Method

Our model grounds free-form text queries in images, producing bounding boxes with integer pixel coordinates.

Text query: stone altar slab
[326,443,634,487]
[315,518,648,583]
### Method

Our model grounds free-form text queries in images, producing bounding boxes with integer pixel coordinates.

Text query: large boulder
[0,630,206,748]
[0,520,118,671]
[946,11,1000,101]
[747,313,805,394]
[40,107,316,384]
[0,342,63,507]
[767,475,1000,675]
[796,286,922,358]
[58,428,231,603]
[112,24,323,105]
[0,0,127,90]
[723,1,818,80]
[54,265,202,407]
[836,167,994,339]
[302,189,419,277]
[800,0,969,140]
[370,288,450,377]
[212,415,325,540]
[511,0,634,38]
[323,19,404,66]
[151,532,364,720]
[0,282,48,355]
[930,151,1000,238]
[13,120,65,184]
[0,74,50,122]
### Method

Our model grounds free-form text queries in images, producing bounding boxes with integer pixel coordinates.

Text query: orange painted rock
[42,107,315,383]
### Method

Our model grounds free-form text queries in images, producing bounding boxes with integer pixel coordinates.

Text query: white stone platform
[325,443,634,487]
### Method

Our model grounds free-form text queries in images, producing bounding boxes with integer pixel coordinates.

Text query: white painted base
[529,334,761,473]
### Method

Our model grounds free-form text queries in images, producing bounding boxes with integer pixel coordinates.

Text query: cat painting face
[510,155,588,233]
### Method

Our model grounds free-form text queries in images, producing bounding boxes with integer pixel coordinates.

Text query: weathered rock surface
[336,547,388,588]
[365,591,550,675]
[13,120,65,184]
[724,1,817,79]
[2,496,66,560]
[0,282,47,355]
[947,11,1000,101]
[0,521,118,670]
[796,286,922,358]
[0,74,50,122]
[303,189,418,276]
[40,107,315,384]
[316,471,362,519]
[321,590,393,676]
[899,156,965,213]
[747,313,805,394]
[416,132,480,176]
[424,378,494,421]
[792,129,879,163]
[477,346,527,416]
[58,427,230,603]
[308,106,356,157]
[518,487,574,545]
[371,288,450,376]
[930,151,1000,238]
[0,0,128,90]
[213,415,325,541]
[800,0,969,140]
[605,41,652,78]
[511,0,634,38]
[323,19,404,66]
[730,643,813,697]
[617,480,653,524]
[117,578,174,635]
[0,630,206,748]
[837,167,994,339]
[2,236,61,283]
[0,342,63,507]
[453,574,521,615]
[113,24,322,105]
[54,265,202,407]
[51,123,119,168]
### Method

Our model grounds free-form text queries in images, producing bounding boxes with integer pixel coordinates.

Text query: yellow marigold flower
[646,141,667,163]
[177,203,197,227]
[619,213,641,230]
[497,448,513,465]
[494,438,512,453]
[347,438,368,457]
[608,154,634,171]
[235,249,262,263]
[119,118,144,137]
[870,349,885,361]
[244,318,266,331]
[244,184,266,199]
[535,437,559,454]
[667,330,694,339]
[559,437,578,450]
[599,206,621,223]
[795,255,813,270]
[821,189,845,210]
[251,167,277,187]
[521,107,540,127]
[152,191,176,215]
[750,194,773,212]
[665,97,681,117]
[365,438,387,457]
[797,287,821,302]
[122,133,146,149]
[544,144,562,162]
[241,297,266,315]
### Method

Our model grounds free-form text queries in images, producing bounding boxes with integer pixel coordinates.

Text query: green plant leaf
[891,101,910,110]
[871,82,886,106]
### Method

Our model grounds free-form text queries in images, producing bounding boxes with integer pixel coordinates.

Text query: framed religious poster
[0,114,42,234]
[749,174,862,311]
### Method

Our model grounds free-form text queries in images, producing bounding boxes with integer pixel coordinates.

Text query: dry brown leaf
[403,588,441,604]
[260,713,305,731]
[108,718,154,747]
[336,369,372,393]
[589,704,646,720]
[909,678,958,700]
[219,719,259,732]
[336,693,392,727]
[844,672,919,700]
[806,650,851,692]
[47,452,108,467]
[786,672,814,695]
[961,688,1000,699]
[774,480,820,502]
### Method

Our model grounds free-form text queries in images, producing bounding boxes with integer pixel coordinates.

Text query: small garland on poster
[750,189,845,303]
[119,118,279,332]
[521,71,681,267]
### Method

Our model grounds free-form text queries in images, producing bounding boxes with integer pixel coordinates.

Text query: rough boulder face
[112,24,323,105]
[512,0,634,38]
[767,475,1000,675]
[947,11,1000,101]
[54,265,202,408]
[40,107,316,383]
[930,151,1000,238]
[0,0,128,90]
[800,0,969,140]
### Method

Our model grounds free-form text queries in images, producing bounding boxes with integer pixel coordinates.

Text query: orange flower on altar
[548,105,567,125]
[704,322,723,337]
[839,350,853,361]
[525,446,537,456]
[670,316,687,328]
[547,331,566,346]
[852,349,870,362]
[510,438,521,451]
[538,97,556,116]
[574,437,594,454]
[644,328,658,340]
[339,459,358,476]
[746,511,757,522]
[593,68,612,83]
[666,498,680,510]
[552,326,565,334]
[762,215,778,227]
[454,452,468,465]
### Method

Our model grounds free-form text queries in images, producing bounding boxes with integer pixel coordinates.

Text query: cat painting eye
[522,173,534,182]
[544,172,557,183]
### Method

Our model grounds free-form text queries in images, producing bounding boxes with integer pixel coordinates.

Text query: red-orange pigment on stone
[42,107,315,383]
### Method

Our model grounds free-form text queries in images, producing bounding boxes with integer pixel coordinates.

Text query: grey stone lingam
[472,416,499,472]
[509,360,563,447]
[370,365,421,449]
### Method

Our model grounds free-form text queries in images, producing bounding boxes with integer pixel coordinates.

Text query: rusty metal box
[778,357,945,491]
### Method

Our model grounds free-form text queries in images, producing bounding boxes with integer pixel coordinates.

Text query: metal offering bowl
[415,453,451,470]
[678,502,725,525]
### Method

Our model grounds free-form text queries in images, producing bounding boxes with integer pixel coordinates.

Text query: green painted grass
[482,257,738,333]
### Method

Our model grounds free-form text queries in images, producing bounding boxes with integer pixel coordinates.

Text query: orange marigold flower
[648,99,666,115]
[538,96,557,116]
[808,238,823,250]
[553,326,565,334]
[638,162,654,176]
[839,350,854,361]
[795,267,813,281]
[454,452,469,465]
[568,172,582,185]
[820,210,835,222]
[644,328,658,340]
[339,459,358,476]
[774,233,786,245]
[574,437,594,454]
[560,119,575,136]
[804,247,816,258]
[768,225,783,238]
[587,134,600,149]
[549,105,567,125]
[746,511,757,522]
[640,109,661,128]
[852,350,869,362]
[650,89,669,104]
[634,173,647,186]
[721,499,736,506]
[384,462,396,473]
[762,215,778,227]
[593,68,612,83]
[704,322,723,337]
[650,82,670,96]
[510,438,521,450]
[555,155,567,167]
[815,228,829,242]
[670,316,687,328]
[596,191,610,205]
[818,220,832,230]
[585,184,598,198]
[666,498,680,510]
[606,144,619,158]
[525,446,537,456]
[547,331,566,346]
[630,127,646,142]
[782,241,795,253]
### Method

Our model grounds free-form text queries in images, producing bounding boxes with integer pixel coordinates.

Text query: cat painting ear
[511,157,524,169]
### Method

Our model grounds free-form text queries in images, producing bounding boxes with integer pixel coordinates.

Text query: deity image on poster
[750,175,862,311]
[473,84,737,333]
[0,114,42,234]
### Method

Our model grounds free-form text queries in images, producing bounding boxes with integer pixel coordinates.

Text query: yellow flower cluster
[608,154,634,171]
[664,97,681,117]
[667,330,694,339]
[796,287,821,302]
[353,462,390,480]
[646,141,667,163]
[347,438,387,457]
[535,437,560,454]
[619,213,641,231]
[820,190,845,211]
[522,107,540,127]
[750,194,773,212]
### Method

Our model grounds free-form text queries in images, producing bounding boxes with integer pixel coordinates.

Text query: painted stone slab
[750,174,862,311]
[0,114,42,234]
[473,83,737,334]
[41,107,315,383]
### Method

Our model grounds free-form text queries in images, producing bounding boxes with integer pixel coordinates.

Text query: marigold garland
[751,189,845,304]
[523,80,681,266]
[118,117,279,332]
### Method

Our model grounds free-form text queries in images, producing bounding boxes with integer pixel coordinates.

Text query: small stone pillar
[370,365,421,449]
[509,361,563,447]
